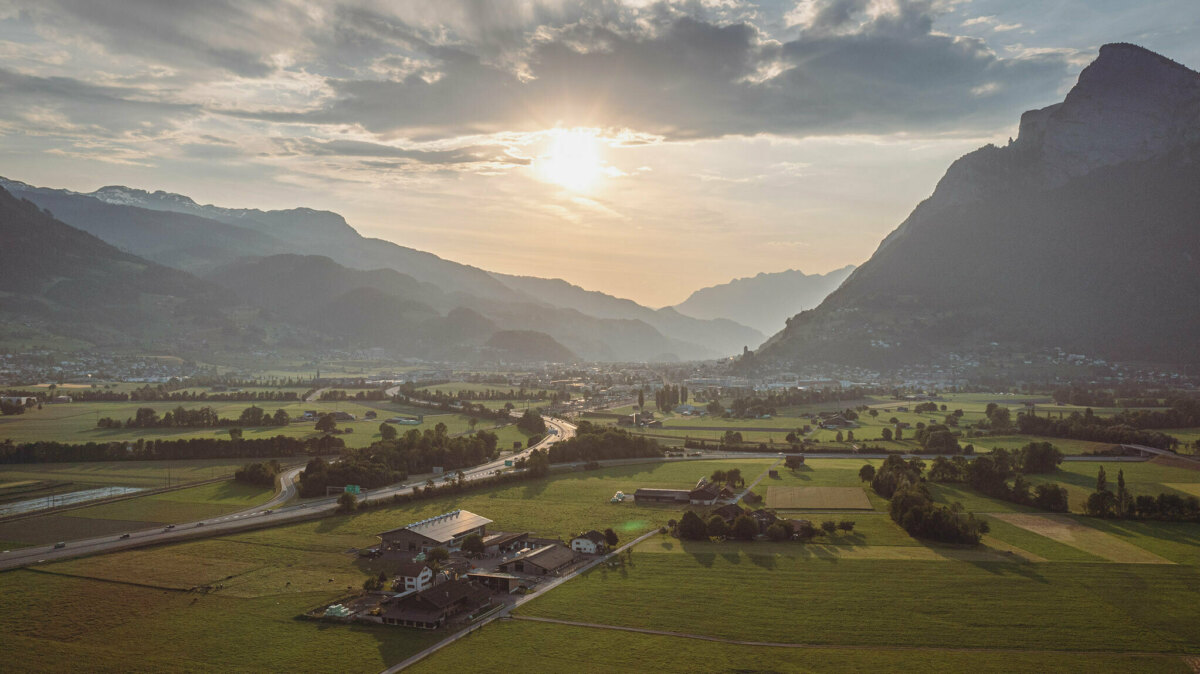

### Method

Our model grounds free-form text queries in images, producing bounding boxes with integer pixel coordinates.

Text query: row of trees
[926,445,1069,512]
[1084,466,1200,521]
[0,435,344,463]
[1017,411,1178,449]
[297,426,502,497]
[516,409,547,435]
[545,422,663,464]
[98,405,292,429]
[319,389,387,401]
[653,385,687,412]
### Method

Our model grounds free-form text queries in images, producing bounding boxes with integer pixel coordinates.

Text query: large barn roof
[378,509,493,543]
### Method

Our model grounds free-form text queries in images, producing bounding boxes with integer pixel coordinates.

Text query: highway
[0,415,575,572]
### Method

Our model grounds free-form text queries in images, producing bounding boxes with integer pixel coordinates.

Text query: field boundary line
[508,615,1192,658]
[21,565,193,592]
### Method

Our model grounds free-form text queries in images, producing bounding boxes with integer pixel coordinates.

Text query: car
[164,524,175,530]
[119,533,130,540]
[195,522,205,527]
[263,509,273,515]
[54,541,66,549]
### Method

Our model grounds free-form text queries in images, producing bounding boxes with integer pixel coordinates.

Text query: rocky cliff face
[757,44,1200,368]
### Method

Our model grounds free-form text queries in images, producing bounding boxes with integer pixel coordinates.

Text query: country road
[0,415,576,571]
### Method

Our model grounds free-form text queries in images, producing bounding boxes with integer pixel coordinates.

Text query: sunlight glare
[538,129,602,192]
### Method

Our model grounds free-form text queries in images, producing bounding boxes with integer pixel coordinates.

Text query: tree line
[1084,466,1200,522]
[0,435,344,464]
[1017,409,1178,449]
[926,443,1070,512]
[296,426,501,497]
[97,405,292,429]
[545,421,663,464]
[653,385,687,412]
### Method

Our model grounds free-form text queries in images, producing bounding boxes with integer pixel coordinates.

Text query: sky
[1,0,1198,307]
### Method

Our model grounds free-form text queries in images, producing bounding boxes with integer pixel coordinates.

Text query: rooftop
[378,509,493,544]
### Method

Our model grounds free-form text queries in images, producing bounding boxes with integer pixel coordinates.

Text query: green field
[0,457,291,489]
[408,619,1190,674]
[6,453,1200,672]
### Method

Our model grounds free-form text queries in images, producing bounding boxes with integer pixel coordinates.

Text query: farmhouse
[466,571,523,593]
[377,510,492,556]
[394,561,435,594]
[689,481,722,505]
[497,544,577,576]
[379,578,491,629]
[569,530,607,554]
[710,503,746,523]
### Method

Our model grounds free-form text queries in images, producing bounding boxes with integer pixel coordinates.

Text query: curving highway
[0,415,575,571]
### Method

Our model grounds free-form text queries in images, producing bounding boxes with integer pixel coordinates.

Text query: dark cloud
[3,0,1075,144]
[229,2,1071,140]
[275,138,530,165]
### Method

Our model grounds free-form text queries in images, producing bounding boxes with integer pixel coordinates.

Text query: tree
[725,468,744,487]
[379,422,398,441]
[868,409,879,418]
[468,417,478,434]
[706,515,729,538]
[426,547,450,568]
[1086,490,1117,518]
[678,510,708,540]
[835,431,844,442]
[766,523,790,541]
[604,528,619,548]
[526,449,550,478]
[336,491,357,513]
[1116,469,1131,517]
[858,464,876,483]
[837,520,855,533]
[1096,466,1108,493]
[228,427,243,441]
[821,520,837,535]
[894,427,903,441]
[710,469,727,485]
[731,515,759,540]
[638,389,645,409]
[316,414,337,433]
[461,533,484,557]
[880,428,893,441]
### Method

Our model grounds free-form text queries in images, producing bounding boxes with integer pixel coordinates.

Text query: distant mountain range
[756,44,1200,368]
[672,266,855,336]
[0,187,275,351]
[0,176,781,362]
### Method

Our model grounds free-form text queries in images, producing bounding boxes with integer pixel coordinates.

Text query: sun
[537,129,602,192]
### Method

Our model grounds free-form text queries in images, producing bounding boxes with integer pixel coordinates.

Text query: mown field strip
[991,514,1174,564]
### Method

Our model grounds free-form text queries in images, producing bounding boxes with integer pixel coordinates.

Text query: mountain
[493,273,764,356]
[756,44,1200,369]
[484,330,577,363]
[673,266,855,335]
[2,179,521,301]
[0,186,270,350]
[3,177,757,361]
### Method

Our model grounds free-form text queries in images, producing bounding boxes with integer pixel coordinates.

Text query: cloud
[226,1,1071,141]
[274,137,530,165]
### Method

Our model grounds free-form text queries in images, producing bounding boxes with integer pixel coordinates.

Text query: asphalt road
[0,415,575,571]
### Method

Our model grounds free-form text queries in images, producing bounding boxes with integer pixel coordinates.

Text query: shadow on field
[961,557,1050,582]
[1051,468,1108,491]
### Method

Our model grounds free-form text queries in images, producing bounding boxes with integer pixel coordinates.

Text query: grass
[0,570,439,673]
[990,514,1173,564]
[0,457,296,489]
[516,537,1200,653]
[765,486,872,509]
[409,620,1192,674]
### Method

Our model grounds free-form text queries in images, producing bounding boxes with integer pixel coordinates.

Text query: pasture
[765,486,872,510]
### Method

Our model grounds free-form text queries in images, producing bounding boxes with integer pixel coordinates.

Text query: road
[0,415,575,572]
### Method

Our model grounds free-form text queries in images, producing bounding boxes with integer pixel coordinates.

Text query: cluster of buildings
[321,509,615,630]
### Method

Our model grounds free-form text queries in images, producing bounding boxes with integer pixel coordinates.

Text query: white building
[570,530,607,555]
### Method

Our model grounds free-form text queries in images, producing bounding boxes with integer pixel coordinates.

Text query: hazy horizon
[3,0,1198,306]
